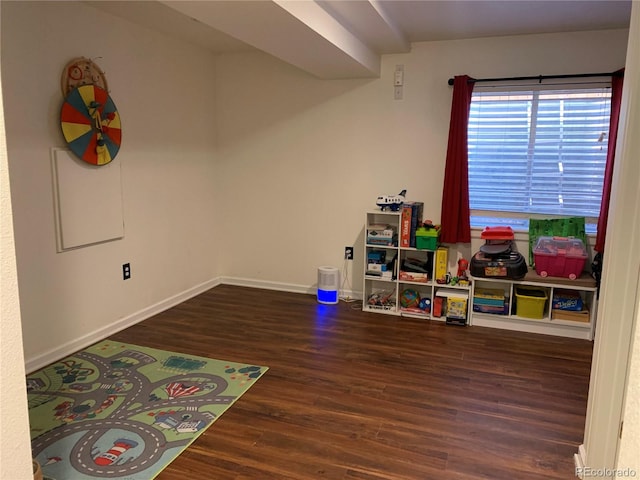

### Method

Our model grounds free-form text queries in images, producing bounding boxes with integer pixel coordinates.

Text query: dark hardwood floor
[109,285,593,479]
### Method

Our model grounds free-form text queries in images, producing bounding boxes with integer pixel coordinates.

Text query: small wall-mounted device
[394,64,404,100]
[394,65,404,86]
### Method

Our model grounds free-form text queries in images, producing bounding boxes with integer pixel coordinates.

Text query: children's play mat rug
[27,340,268,479]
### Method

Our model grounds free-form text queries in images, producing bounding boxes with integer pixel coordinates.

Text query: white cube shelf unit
[470,270,598,340]
[362,210,470,322]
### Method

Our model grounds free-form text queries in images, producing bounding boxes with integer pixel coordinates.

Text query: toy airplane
[376,190,406,211]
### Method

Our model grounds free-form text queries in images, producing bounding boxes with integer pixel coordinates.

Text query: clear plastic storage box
[533,236,588,280]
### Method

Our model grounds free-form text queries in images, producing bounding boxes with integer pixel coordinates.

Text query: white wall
[0,3,33,475]
[215,29,629,294]
[1,1,221,371]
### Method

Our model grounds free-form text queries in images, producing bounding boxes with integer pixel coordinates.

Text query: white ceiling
[87,0,632,79]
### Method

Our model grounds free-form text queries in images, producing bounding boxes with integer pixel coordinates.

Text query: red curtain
[440,75,475,244]
[595,69,625,253]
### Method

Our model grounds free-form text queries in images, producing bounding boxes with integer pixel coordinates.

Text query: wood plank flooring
[109,285,593,479]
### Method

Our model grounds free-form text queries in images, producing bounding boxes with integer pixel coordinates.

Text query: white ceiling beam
[368,0,411,52]
[161,0,381,79]
[317,0,410,54]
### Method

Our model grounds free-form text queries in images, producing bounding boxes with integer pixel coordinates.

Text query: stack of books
[367,224,397,246]
[473,288,508,315]
[400,202,424,248]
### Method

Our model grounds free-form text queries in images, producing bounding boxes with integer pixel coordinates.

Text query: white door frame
[576,3,640,477]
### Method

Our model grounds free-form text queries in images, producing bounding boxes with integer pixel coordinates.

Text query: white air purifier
[317,266,340,304]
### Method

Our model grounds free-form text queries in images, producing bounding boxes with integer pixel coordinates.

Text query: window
[467,85,612,233]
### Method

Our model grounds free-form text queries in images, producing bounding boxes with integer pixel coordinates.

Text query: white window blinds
[468,87,612,219]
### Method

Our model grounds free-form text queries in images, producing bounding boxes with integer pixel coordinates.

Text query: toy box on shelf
[399,252,432,283]
[552,289,583,311]
[550,289,589,322]
[434,289,469,326]
[366,249,395,280]
[415,225,439,250]
[533,236,588,280]
[367,224,397,246]
[470,226,528,280]
[434,247,448,284]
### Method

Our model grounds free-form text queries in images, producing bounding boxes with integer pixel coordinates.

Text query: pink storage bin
[533,236,588,280]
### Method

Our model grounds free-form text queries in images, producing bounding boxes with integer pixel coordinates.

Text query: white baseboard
[25,277,222,373]
[220,276,362,301]
[471,314,592,340]
[220,276,316,295]
[24,277,363,373]
[574,444,586,478]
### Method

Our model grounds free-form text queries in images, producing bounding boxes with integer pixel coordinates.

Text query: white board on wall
[51,148,124,251]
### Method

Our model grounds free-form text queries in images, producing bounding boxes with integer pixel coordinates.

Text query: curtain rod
[447,71,623,86]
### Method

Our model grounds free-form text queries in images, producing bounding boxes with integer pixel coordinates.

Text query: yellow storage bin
[515,287,548,319]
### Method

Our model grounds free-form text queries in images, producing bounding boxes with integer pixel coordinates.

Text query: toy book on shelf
[367,223,397,246]
[400,202,424,248]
